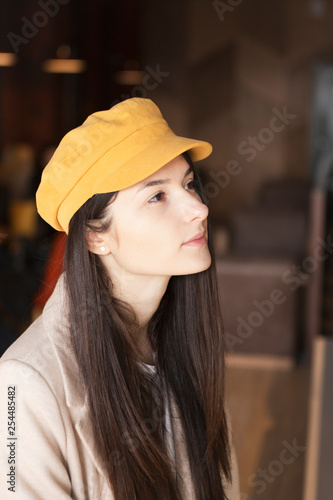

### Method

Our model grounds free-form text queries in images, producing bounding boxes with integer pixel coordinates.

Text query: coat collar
[42,274,85,408]
[42,275,106,476]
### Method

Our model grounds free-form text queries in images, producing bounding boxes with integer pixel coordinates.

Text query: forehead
[129,155,191,191]
[112,155,191,205]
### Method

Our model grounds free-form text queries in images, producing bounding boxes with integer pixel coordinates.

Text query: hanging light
[114,60,145,85]
[114,70,145,85]
[42,45,86,74]
[0,52,17,67]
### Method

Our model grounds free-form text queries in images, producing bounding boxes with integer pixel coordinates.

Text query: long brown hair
[63,153,231,499]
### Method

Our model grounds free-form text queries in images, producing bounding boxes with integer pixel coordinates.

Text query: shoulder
[0,274,78,405]
[0,337,73,499]
[0,325,69,428]
[2,314,51,365]
[0,276,108,499]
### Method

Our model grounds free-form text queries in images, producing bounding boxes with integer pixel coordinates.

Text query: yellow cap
[36,98,212,233]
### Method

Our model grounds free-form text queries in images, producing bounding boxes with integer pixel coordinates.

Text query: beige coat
[0,277,240,499]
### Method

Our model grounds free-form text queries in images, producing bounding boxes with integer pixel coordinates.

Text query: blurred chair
[230,179,309,258]
[215,179,311,360]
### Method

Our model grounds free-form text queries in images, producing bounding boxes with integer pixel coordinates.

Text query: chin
[197,259,212,273]
[181,255,212,275]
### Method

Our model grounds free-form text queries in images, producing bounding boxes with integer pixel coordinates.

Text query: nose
[180,191,209,222]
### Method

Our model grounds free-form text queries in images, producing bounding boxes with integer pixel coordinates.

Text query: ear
[86,227,110,255]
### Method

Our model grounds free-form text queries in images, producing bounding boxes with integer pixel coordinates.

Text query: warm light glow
[114,70,145,85]
[42,58,87,74]
[0,52,17,67]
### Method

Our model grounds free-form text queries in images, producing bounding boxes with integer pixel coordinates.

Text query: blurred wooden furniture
[216,179,311,359]
[217,257,299,357]
[303,337,333,500]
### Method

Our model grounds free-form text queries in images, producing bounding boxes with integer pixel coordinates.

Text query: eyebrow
[136,166,193,193]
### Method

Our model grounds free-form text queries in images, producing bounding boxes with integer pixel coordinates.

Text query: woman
[0,98,240,499]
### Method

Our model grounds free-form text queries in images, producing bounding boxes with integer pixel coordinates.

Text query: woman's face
[100,155,211,284]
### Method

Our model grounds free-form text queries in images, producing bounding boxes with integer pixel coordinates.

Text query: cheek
[128,226,172,255]
[110,207,182,260]
[122,223,180,267]
[112,223,154,258]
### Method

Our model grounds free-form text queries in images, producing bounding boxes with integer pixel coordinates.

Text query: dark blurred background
[1,1,333,498]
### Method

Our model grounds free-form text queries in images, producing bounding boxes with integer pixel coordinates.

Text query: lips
[183,230,206,245]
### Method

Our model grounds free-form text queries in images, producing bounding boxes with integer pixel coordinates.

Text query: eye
[148,191,165,203]
[147,178,199,204]
[186,178,201,195]
[185,179,197,191]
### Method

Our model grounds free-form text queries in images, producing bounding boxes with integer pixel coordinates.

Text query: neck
[105,267,170,363]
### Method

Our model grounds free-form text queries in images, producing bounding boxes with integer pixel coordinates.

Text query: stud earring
[100,246,106,252]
